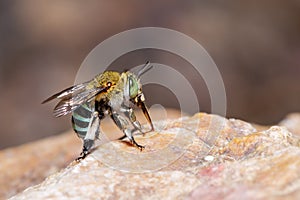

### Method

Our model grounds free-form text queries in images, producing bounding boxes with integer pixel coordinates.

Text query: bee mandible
[43,62,154,161]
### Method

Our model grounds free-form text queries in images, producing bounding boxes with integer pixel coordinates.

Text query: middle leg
[110,111,144,150]
[121,105,144,135]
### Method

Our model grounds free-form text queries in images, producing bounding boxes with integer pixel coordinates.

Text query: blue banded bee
[43,62,154,161]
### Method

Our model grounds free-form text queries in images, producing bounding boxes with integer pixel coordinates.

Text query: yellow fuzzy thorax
[92,71,123,101]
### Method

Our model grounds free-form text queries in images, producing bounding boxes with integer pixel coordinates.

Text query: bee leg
[76,146,89,161]
[76,111,100,161]
[125,129,145,151]
[111,111,145,151]
[121,106,144,135]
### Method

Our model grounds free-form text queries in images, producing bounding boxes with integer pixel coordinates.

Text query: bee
[43,62,154,161]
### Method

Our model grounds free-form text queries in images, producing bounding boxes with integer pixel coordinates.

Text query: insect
[43,62,154,161]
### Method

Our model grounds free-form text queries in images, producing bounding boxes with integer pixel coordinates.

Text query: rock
[0,108,182,199]
[5,112,300,199]
[279,113,300,136]
[0,132,81,199]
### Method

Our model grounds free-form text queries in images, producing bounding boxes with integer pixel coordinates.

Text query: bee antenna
[137,61,153,78]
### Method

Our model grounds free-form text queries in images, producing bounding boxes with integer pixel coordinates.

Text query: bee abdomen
[71,103,93,139]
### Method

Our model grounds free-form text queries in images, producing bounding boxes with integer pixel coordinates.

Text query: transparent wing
[42,81,106,117]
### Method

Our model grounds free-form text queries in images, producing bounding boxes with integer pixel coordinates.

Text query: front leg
[111,111,145,150]
[76,111,100,161]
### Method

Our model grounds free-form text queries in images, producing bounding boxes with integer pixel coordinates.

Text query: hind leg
[76,111,100,161]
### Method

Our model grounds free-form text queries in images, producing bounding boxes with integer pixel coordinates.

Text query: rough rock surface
[0,108,182,199]
[4,112,300,200]
[279,113,300,136]
[0,132,81,199]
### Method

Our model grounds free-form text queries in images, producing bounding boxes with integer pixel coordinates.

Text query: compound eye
[128,77,139,98]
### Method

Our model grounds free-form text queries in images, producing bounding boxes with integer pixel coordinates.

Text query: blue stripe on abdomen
[73,124,89,132]
[73,112,90,122]
[72,103,93,138]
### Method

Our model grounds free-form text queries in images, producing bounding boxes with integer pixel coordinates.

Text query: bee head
[123,62,153,103]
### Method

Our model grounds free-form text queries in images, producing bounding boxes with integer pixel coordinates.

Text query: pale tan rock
[0,132,81,199]
[279,113,300,136]
[0,108,182,199]
[5,112,300,199]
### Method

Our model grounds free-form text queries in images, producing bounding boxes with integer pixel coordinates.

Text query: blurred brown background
[0,0,299,149]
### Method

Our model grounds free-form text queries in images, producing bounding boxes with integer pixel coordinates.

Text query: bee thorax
[108,90,125,110]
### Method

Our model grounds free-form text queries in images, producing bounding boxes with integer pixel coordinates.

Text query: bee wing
[52,89,101,117]
[43,82,106,117]
[42,83,87,104]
